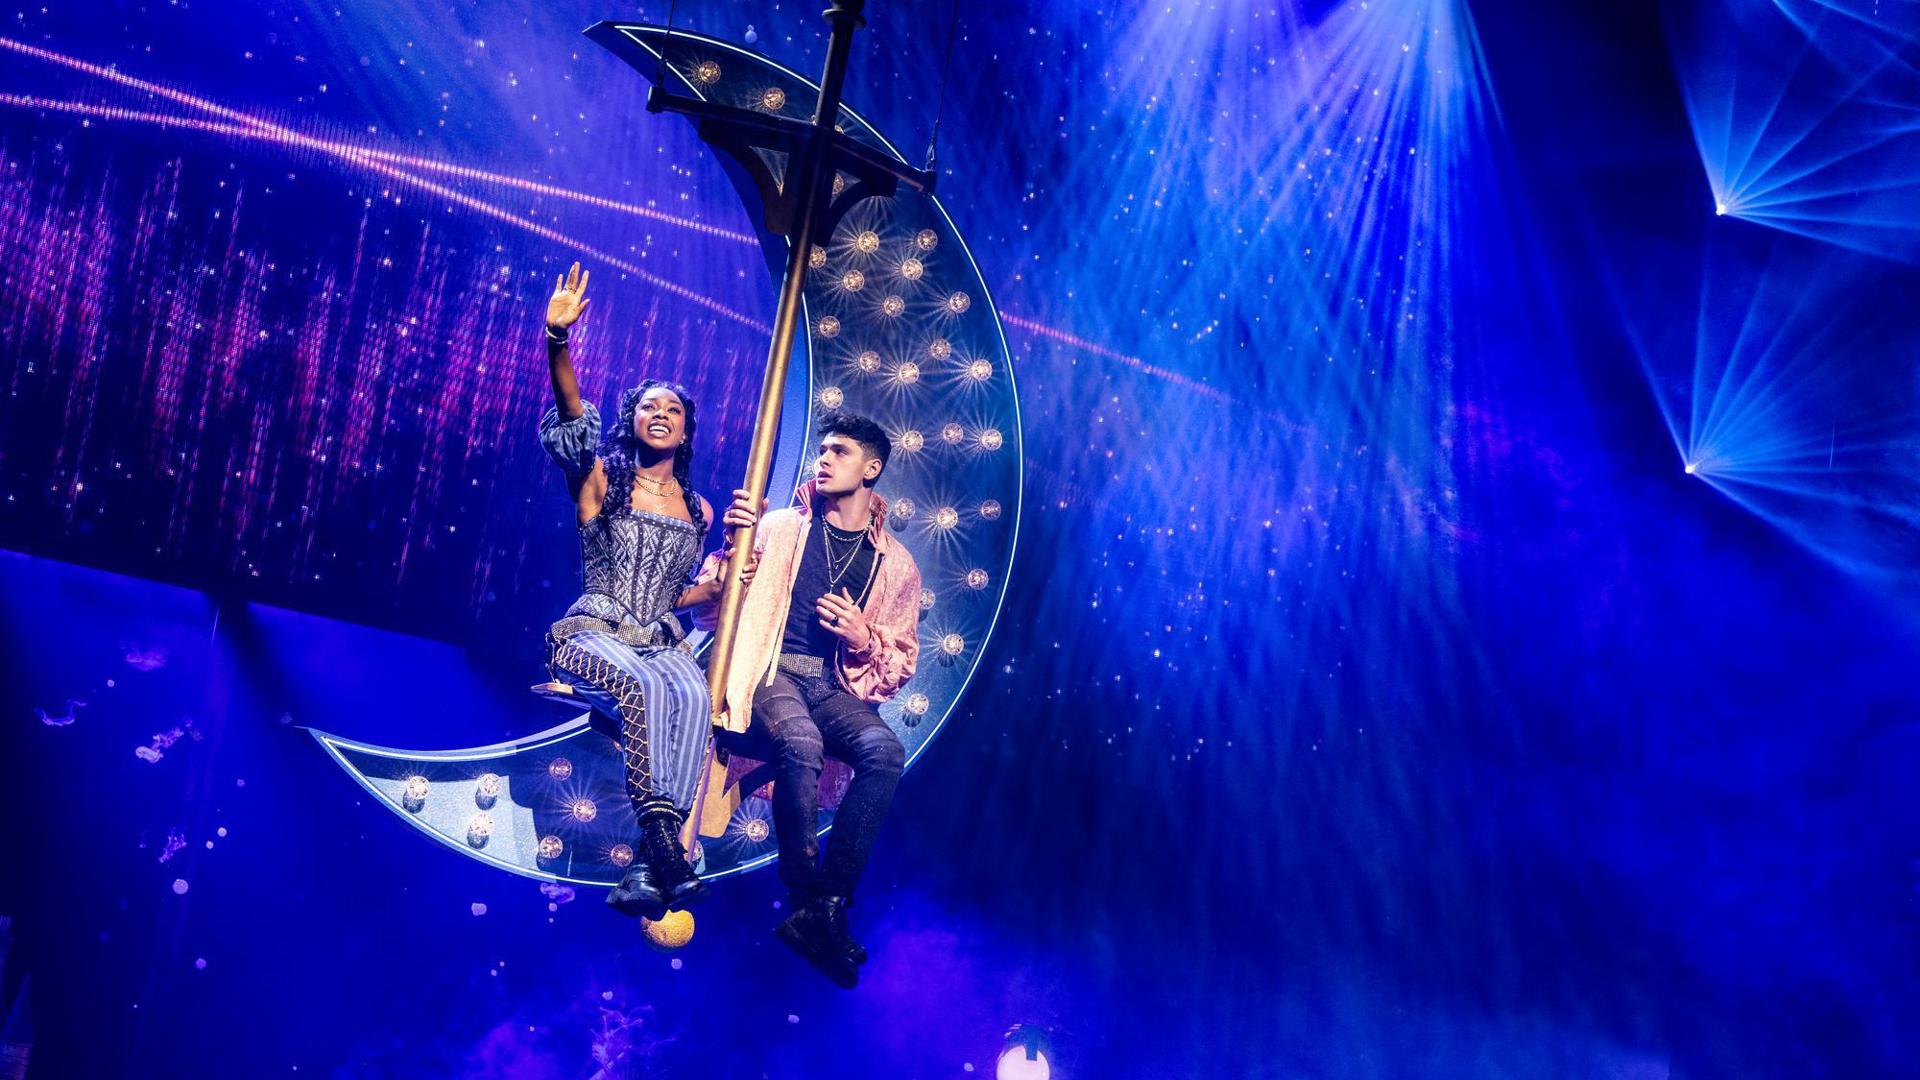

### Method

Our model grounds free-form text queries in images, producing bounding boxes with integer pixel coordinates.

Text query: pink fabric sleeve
[837,558,921,703]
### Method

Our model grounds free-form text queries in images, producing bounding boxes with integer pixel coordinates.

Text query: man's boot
[774,894,864,988]
[605,858,667,921]
[639,807,707,911]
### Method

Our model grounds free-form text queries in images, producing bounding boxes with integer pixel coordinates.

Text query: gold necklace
[633,472,679,496]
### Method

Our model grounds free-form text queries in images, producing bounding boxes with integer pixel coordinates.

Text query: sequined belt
[776,653,826,679]
[548,610,687,651]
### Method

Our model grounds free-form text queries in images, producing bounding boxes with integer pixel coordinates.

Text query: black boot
[774,894,864,988]
[605,861,667,921]
[639,808,707,911]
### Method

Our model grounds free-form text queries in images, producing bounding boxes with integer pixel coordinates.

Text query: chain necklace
[630,471,680,513]
[821,513,870,589]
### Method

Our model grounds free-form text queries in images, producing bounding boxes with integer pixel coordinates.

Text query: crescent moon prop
[310,22,1022,885]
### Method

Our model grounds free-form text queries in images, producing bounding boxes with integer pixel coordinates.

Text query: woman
[536,262,750,920]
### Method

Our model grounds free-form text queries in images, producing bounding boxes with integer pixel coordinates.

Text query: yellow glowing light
[906,692,931,715]
[840,269,866,292]
[692,60,721,85]
[900,257,924,280]
[966,569,989,590]
[819,386,845,408]
[914,229,939,251]
[898,429,925,452]
[817,316,841,338]
[856,350,881,373]
[941,423,965,444]
[547,758,573,781]
[808,247,828,269]
[967,359,993,381]
[854,230,880,254]
[945,292,971,314]
[538,835,564,860]
[609,843,635,868]
[403,775,430,801]
[881,295,906,317]
[744,818,771,843]
[641,910,696,951]
[979,428,1004,451]
[920,587,937,610]
[760,87,787,110]
[940,633,966,656]
[979,500,1003,521]
[935,506,960,529]
[570,798,598,823]
[896,362,921,384]
[927,338,952,360]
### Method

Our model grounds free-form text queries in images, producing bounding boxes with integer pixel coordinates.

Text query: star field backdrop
[2,1,1919,1077]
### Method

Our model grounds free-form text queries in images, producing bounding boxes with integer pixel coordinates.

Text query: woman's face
[632,387,687,453]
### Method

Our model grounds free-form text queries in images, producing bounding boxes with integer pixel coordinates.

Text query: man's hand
[547,261,590,330]
[817,588,871,652]
[716,543,758,588]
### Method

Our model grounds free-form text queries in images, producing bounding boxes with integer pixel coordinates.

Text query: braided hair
[597,380,708,535]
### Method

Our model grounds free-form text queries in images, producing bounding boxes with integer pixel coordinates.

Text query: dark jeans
[751,669,905,900]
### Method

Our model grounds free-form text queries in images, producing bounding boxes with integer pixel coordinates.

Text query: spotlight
[402,775,429,812]
[927,338,953,360]
[691,60,721,86]
[892,497,917,521]
[966,359,993,381]
[467,813,494,847]
[941,423,965,444]
[995,1025,1054,1080]
[905,692,931,716]
[945,292,971,314]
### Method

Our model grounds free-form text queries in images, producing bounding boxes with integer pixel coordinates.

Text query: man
[692,412,922,988]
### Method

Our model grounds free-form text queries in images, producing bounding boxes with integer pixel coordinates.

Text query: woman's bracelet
[544,324,569,346]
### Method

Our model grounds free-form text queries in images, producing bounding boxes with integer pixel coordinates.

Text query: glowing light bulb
[743,819,771,842]
[881,295,906,317]
[914,229,938,251]
[832,173,847,197]
[819,386,844,408]
[538,835,564,860]
[1714,201,1728,216]
[853,230,880,254]
[979,500,1003,521]
[940,633,965,655]
[1685,461,1698,475]
[898,429,925,452]
[856,350,881,373]
[403,775,430,801]
[808,247,828,269]
[941,423,965,444]
[547,758,573,781]
[816,316,841,338]
[609,843,635,868]
[840,269,865,291]
[966,359,993,381]
[896,362,921,384]
[570,798,598,823]
[945,292,971,314]
[920,587,937,610]
[476,773,502,798]
[467,813,494,846]
[927,338,952,360]
[900,257,924,280]
[893,498,917,521]
[966,569,989,590]
[692,60,721,85]
[759,87,787,110]
[935,506,960,529]
[979,428,1004,451]
[905,692,931,715]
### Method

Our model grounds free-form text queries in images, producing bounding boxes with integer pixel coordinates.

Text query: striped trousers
[547,630,710,815]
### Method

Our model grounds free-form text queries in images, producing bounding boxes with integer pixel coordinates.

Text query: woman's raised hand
[547,261,590,330]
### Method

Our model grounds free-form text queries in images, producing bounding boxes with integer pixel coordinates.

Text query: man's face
[632,388,686,453]
[813,433,880,496]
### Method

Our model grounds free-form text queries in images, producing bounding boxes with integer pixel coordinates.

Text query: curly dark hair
[597,380,707,534]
